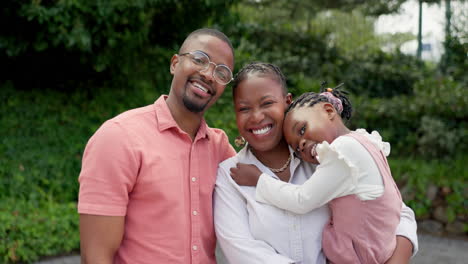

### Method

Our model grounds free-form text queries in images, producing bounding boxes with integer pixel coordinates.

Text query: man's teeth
[193,82,208,93]
[252,125,272,135]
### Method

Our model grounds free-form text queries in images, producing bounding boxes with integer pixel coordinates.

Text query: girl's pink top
[322,132,402,264]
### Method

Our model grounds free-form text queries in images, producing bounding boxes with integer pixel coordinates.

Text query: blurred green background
[0,0,466,262]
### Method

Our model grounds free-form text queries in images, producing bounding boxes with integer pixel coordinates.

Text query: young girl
[231,86,404,263]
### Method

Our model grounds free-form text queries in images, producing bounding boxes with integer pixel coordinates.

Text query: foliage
[0,81,159,202]
[348,76,467,158]
[224,5,428,99]
[310,10,382,56]
[390,155,467,222]
[341,50,426,97]
[0,199,79,263]
[237,0,407,20]
[0,0,238,90]
[224,22,340,95]
[440,34,468,84]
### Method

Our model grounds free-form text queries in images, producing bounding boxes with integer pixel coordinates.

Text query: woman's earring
[235,136,246,147]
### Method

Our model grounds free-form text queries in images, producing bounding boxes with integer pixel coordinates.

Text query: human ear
[285,93,293,105]
[169,54,179,75]
[323,103,337,119]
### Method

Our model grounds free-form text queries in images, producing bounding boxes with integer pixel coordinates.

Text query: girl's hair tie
[320,91,343,114]
[319,82,346,115]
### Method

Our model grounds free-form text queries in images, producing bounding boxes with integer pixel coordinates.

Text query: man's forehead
[182,35,233,62]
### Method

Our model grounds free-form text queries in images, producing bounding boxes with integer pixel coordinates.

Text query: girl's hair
[285,83,353,120]
[232,62,287,97]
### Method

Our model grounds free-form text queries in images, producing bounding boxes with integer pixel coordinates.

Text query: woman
[214,62,418,263]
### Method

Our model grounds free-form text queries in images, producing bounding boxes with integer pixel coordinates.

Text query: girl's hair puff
[285,82,353,121]
[232,62,287,97]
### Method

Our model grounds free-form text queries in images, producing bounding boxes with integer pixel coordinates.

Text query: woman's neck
[250,139,291,170]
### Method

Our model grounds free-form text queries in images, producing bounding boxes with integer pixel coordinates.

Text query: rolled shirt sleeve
[78,121,139,216]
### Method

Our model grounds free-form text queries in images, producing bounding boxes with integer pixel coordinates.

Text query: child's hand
[230,163,262,186]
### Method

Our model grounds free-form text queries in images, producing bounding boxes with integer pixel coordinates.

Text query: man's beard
[182,93,210,113]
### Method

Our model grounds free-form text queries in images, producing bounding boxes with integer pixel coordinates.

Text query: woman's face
[234,75,291,153]
[283,103,336,164]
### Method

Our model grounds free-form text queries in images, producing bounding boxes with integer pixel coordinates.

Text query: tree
[439,0,467,81]
[0,0,239,90]
[226,0,426,98]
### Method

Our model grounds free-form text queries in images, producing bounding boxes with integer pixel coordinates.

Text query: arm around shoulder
[395,202,419,255]
[80,214,125,264]
[384,236,413,264]
[385,202,419,264]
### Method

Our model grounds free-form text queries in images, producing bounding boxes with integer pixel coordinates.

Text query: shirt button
[191,177,197,182]
[193,210,198,216]
[192,245,198,251]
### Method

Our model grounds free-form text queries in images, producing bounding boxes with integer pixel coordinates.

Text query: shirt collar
[153,95,209,140]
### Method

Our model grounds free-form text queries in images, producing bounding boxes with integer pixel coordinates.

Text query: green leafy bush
[341,50,425,98]
[0,81,159,201]
[390,155,467,222]
[349,77,467,158]
[222,7,427,99]
[0,199,79,263]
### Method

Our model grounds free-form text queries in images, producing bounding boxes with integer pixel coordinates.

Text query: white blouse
[256,129,391,214]
[214,137,418,264]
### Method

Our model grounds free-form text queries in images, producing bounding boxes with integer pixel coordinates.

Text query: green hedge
[390,156,467,222]
[0,81,159,201]
[0,199,79,263]
[0,82,160,262]
[349,77,467,158]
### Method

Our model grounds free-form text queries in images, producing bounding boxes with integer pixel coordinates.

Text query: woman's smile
[250,124,273,136]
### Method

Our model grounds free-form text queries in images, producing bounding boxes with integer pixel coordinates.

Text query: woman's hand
[230,163,262,186]
[384,236,413,264]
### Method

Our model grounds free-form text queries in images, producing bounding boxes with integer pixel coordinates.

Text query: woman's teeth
[252,125,272,135]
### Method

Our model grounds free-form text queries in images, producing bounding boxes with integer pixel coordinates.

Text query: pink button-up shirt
[78,95,236,263]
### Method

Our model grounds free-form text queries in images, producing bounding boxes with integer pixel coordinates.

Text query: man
[78,28,236,263]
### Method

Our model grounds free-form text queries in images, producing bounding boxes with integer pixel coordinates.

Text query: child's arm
[253,154,353,214]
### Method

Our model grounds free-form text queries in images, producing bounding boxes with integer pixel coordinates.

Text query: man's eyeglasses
[178,50,234,85]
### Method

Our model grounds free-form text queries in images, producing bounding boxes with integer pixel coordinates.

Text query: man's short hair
[179,28,234,59]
